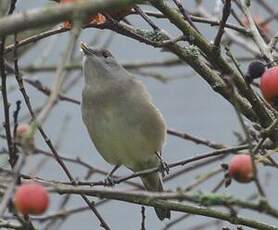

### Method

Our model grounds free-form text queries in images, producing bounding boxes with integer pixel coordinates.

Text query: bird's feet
[103,176,116,187]
[102,165,120,186]
[155,151,170,177]
[159,160,170,177]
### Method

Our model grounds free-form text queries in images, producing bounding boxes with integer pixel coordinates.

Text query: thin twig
[214,0,232,47]
[167,129,225,149]
[172,0,200,33]
[239,0,275,64]
[0,38,16,167]
[12,100,21,154]
[109,145,249,185]
[140,206,146,230]
[7,0,17,15]
[133,5,160,31]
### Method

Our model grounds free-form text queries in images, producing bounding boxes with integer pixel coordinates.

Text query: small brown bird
[80,43,170,220]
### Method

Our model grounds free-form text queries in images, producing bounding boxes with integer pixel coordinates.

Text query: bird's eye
[102,50,111,58]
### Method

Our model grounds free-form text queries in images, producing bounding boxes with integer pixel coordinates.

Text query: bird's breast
[81,85,165,170]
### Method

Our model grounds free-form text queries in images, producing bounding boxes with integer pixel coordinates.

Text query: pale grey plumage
[80,43,170,220]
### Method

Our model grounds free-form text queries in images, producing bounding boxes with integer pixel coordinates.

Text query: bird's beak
[80,42,96,56]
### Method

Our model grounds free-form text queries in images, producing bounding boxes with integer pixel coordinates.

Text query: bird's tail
[141,173,171,220]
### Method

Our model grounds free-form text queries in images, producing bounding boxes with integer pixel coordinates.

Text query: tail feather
[141,173,171,220]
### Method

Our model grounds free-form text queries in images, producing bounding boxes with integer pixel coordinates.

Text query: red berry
[260,67,278,105]
[228,154,253,183]
[14,183,49,215]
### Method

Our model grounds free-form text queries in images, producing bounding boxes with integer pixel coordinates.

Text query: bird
[80,42,170,220]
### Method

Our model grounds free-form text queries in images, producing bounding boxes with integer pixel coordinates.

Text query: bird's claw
[159,159,170,177]
[155,152,169,177]
[103,176,115,186]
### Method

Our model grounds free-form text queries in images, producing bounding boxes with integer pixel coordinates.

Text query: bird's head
[80,42,123,84]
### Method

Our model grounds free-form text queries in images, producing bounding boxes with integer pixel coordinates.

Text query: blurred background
[0,0,277,229]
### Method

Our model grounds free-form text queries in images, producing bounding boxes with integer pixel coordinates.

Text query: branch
[132,10,249,34]
[213,0,232,47]
[172,0,200,33]
[239,0,275,64]
[167,129,225,149]
[52,187,278,230]
[0,0,144,37]
[150,0,276,135]
[99,145,249,185]
[0,38,16,167]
